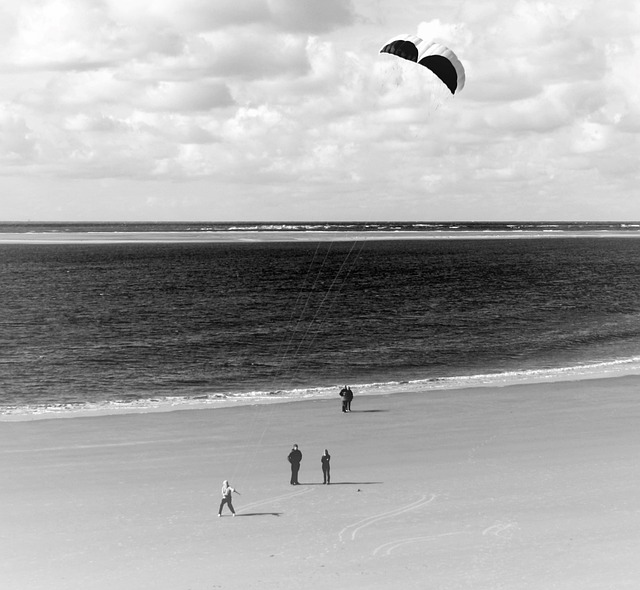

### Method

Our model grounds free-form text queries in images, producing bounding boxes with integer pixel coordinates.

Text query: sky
[0,0,639,222]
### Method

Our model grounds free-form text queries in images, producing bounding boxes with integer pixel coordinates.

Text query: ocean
[3,222,640,418]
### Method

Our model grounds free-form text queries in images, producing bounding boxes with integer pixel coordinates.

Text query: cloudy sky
[1,0,638,222]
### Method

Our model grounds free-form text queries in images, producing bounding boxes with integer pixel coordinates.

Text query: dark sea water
[3,222,640,418]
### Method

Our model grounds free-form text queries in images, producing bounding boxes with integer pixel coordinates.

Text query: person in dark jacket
[288,444,302,485]
[345,386,353,411]
[339,386,349,412]
[321,449,331,484]
[340,385,354,412]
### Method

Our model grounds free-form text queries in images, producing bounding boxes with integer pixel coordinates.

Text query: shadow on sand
[298,482,383,486]
[236,512,282,517]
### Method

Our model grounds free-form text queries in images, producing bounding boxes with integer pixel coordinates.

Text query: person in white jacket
[218,480,240,517]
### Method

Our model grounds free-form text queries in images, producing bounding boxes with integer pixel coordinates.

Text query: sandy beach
[2,375,640,590]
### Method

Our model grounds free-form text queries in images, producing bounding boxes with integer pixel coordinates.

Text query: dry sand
[2,376,640,590]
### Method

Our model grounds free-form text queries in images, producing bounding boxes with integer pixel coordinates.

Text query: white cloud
[137,80,234,112]
[194,29,311,79]
[106,0,269,33]
[4,0,131,70]
[267,0,355,33]
[0,0,638,221]
[0,104,37,164]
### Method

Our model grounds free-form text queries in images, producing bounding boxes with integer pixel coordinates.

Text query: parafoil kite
[380,35,465,95]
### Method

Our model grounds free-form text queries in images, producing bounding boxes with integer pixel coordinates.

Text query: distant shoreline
[3,230,640,243]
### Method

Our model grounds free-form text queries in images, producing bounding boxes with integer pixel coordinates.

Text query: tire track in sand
[338,494,436,542]
[481,521,518,538]
[372,531,469,556]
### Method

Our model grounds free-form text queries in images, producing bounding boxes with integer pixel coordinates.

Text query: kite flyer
[218,480,240,517]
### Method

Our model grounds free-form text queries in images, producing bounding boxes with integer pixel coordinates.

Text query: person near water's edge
[339,386,348,412]
[340,385,353,412]
[218,480,240,517]
[345,386,353,411]
[288,444,302,485]
[321,449,331,484]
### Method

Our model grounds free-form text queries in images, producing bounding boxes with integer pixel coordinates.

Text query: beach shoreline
[3,362,640,422]
[3,373,640,589]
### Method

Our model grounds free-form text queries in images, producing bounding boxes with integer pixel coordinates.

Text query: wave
[4,221,640,235]
[5,356,640,421]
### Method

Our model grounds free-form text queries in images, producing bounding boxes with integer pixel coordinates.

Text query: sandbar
[3,230,640,244]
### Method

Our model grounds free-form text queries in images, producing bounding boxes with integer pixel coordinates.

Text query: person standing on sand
[288,444,302,485]
[345,386,353,412]
[321,449,331,484]
[218,480,240,517]
[339,386,349,413]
